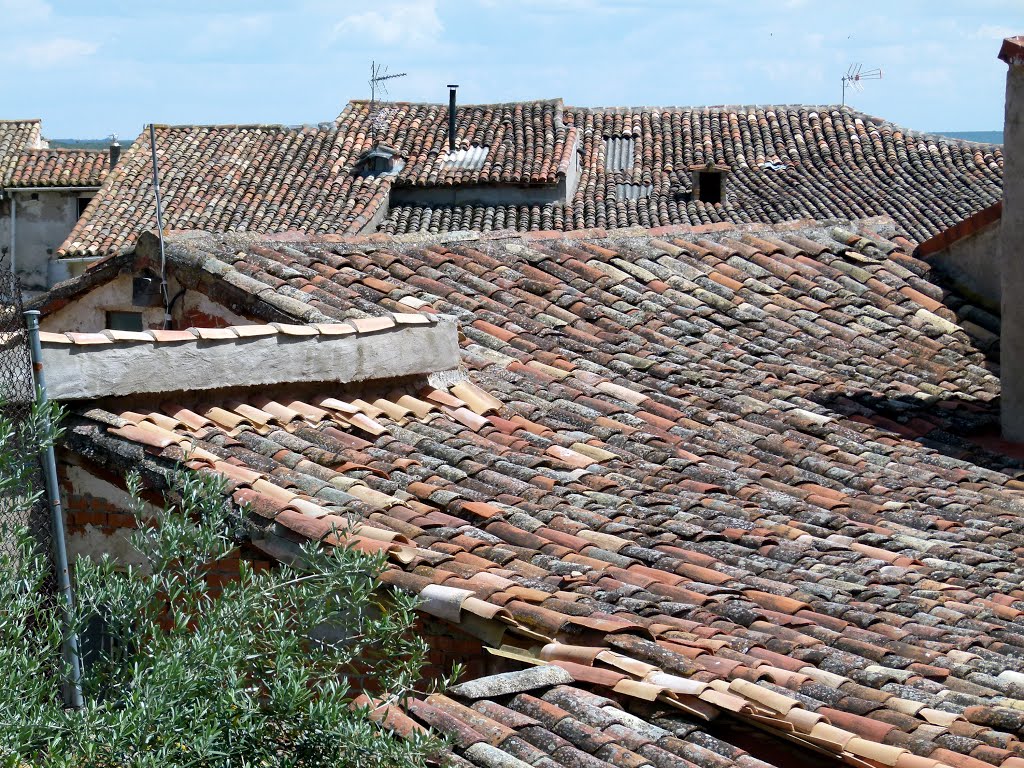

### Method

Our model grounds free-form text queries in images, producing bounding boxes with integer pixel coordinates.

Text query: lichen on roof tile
[450,666,575,700]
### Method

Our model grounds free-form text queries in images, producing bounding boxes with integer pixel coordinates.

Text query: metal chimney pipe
[447,84,459,152]
[108,136,121,170]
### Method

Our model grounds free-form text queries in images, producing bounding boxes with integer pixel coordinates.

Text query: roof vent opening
[691,163,730,204]
[354,144,403,178]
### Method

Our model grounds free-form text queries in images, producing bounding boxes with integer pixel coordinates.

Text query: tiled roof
[8,148,108,188]
[337,99,577,187]
[59,103,1002,260]
[0,119,43,184]
[58,123,390,258]
[61,218,1024,768]
[382,202,569,234]
[382,105,1004,242]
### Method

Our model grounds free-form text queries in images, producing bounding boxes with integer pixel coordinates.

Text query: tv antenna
[841,64,882,106]
[368,61,406,143]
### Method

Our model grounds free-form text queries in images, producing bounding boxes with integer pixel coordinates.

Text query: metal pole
[24,309,84,709]
[9,190,16,276]
[448,85,458,152]
[148,124,171,328]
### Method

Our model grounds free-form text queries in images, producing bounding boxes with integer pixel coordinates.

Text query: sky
[2,0,1022,141]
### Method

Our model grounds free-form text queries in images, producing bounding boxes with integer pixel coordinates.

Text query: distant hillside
[48,138,109,150]
[936,130,1003,144]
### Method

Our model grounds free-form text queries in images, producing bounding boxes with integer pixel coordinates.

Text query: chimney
[1000,35,1024,439]
[447,84,459,152]
[108,135,121,170]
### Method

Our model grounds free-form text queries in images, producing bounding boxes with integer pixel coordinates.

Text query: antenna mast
[841,63,882,106]
[148,123,171,328]
[368,60,406,144]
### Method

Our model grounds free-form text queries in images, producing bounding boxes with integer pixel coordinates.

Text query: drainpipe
[24,310,84,710]
[9,190,16,277]
[148,124,171,328]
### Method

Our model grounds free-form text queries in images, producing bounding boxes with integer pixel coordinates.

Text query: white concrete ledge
[40,315,460,400]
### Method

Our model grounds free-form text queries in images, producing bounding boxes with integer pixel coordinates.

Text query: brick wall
[179,306,233,329]
[58,456,264,586]
[417,615,515,685]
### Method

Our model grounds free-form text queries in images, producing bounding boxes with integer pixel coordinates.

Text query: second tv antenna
[368,61,406,142]
[842,63,882,106]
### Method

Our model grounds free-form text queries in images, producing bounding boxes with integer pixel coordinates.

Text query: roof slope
[62,219,1024,768]
[8,148,108,188]
[59,104,1003,260]
[338,98,577,187]
[382,105,1003,242]
[57,124,389,258]
[0,119,44,184]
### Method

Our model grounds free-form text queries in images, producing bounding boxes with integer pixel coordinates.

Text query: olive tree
[0,401,441,767]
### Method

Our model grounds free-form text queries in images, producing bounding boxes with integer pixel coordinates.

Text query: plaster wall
[41,274,181,332]
[928,221,1002,312]
[8,190,93,291]
[390,180,571,208]
[1002,62,1024,439]
[39,275,251,333]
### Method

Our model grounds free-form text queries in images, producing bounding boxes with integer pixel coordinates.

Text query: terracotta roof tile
[0,119,43,183]
[58,219,1024,768]
[7,148,107,188]
[58,104,1002,258]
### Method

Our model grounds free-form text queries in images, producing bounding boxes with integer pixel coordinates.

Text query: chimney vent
[447,84,459,152]
[108,135,121,170]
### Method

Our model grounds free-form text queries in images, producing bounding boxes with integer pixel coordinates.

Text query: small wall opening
[106,311,143,332]
[697,171,723,203]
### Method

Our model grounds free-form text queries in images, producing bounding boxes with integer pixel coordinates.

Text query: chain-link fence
[0,265,52,566]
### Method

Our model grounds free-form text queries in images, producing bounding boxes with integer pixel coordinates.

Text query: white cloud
[15,38,98,68]
[970,24,1017,41]
[0,0,51,23]
[333,0,443,46]
[187,13,273,52]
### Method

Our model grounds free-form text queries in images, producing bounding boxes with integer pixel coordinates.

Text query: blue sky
[2,0,1022,141]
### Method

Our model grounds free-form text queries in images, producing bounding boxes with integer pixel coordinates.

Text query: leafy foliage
[0,402,442,767]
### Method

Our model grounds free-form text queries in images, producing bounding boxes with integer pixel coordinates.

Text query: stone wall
[1000,41,1024,439]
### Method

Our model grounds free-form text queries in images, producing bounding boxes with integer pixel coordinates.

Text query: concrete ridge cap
[40,314,440,348]
[41,314,460,401]
[162,215,905,257]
